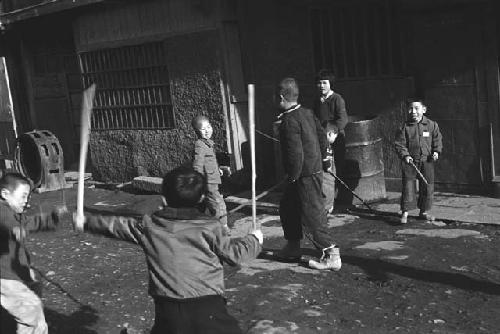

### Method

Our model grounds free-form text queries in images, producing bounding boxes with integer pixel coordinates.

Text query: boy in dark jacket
[73,166,263,334]
[192,115,230,235]
[276,77,341,271]
[0,172,63,334]
[395,98,443,224]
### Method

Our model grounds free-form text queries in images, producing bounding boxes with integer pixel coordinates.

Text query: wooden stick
[227,179,284,215]
[248,84,257,230]
[76,84,96,231]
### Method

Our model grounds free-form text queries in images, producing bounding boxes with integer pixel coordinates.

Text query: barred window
[310,1,405,79]
[79,42,174,130]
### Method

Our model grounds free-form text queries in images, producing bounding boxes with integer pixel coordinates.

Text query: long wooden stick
[75,84,96,231]
[248,84,257,230]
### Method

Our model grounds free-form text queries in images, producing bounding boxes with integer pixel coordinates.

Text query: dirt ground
[2,187,500,333]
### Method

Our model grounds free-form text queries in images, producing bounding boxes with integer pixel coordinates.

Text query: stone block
[132,176,163,194]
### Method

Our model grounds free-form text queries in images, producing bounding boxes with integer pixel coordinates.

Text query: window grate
[79,42,174,130]
[310,1,405,79]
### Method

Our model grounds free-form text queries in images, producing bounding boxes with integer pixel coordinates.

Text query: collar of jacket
[320,90,334,103]
[155,206,213,220]
[406,115,429,125]
[277,104,301,120]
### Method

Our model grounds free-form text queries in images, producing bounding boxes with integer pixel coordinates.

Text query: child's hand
[72,212,86,232]
[404,156,413,164]
[12,226,26,241]
[251,229,263,244]
[432,152,439,161]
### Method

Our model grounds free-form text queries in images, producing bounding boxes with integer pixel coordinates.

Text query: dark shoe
[400,212,408,224]
[276,241,301,261]
[308,245,341,271]
[418,212,435,222]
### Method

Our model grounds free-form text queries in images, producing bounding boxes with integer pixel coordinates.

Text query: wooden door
[413,9,482,189]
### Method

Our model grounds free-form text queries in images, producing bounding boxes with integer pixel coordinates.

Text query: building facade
[0,0,499,195]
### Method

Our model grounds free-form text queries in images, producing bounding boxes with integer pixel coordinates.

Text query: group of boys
[0,70,442,334]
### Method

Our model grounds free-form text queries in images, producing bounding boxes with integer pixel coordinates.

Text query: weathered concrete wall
[90,30,226,182]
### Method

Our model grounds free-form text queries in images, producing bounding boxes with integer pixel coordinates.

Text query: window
[310,1,405,79]
[79,41,174,130]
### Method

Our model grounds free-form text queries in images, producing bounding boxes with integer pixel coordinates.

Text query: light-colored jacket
[85,207,261,300]
[193,138,221,184]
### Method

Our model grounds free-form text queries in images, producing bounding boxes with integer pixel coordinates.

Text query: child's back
[77,166,263,333]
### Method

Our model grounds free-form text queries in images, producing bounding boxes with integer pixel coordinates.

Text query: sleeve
[283,117,303,180]
[209,227,262,266]
[394,125,410,159]
[315,116,328,160]
[432,121,443,154]
[85,213,144,244]
[193,140,205,174]
[333,95,348,131]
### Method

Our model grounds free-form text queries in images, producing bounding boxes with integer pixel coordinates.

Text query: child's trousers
[151,295,242,334]
[401,159,435,212]
[206,183,228,226]
[0,279,48,334]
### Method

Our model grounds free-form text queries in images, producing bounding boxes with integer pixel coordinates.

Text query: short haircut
[191,115,209,132]
[279,78,299,102]
[162,166,205,208]
[406,97,426,107]
[325,121,338,134]
[0,172,31,197]
[315,69,335,86]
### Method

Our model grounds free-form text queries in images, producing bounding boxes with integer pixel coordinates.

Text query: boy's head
[191,115,213,140]
[277,78,299,109]
[406,97,426,123]
[325,121,338,144]
[315,69,335,97]
[162,166,205,208]
[0,173,31,213]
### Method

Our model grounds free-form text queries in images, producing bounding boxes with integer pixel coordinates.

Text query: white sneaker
[308,245,341,271]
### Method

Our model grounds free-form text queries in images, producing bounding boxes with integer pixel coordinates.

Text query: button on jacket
[394,116,443,161]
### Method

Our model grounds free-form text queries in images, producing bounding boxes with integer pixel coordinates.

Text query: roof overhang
[0,0,106,29]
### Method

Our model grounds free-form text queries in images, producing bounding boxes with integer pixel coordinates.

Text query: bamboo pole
[75,84,96,231]
[248,84,257,230]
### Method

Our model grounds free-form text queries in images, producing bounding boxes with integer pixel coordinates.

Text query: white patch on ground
[247,320,298,334]
[428,221,447,227]
[303,309,323,317]
[238,259,314,276]
[382,255,409,260]
[396,229,481,238]
[355,241,405,251]
[327,214,355,227]
[266,284,304,303]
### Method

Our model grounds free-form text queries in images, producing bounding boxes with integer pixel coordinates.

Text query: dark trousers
[401,159,435,212]
[279,173,335,249]
[150,295,242,334]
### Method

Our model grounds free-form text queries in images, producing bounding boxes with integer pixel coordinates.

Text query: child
[73,166,263,333]
[191,115,230,235]
[314,69,348,177]
[0,172,63,334]
[322,121,339,214]
[395,98,443,224]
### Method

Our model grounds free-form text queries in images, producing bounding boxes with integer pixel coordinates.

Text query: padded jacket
[278,105,327,181]
[0,200,59,281]
[85,207,261,300]
[394,116,443,161]
[313,91,348,133]
[193,138,221,184]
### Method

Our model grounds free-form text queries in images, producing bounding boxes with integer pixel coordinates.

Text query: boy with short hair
[73,166,263,333]
[0,172,63,334]
[395,98,443,224]
[191,115,230,235]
